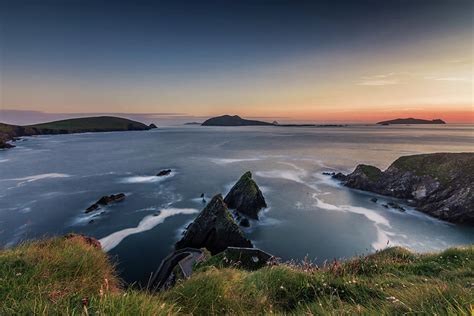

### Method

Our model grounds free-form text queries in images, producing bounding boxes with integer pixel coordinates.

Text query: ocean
[1,124,473,285]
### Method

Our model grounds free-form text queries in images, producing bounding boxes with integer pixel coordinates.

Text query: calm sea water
[1,125,473,285]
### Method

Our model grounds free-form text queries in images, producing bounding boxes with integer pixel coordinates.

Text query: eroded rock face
[224,171,267,219]
[85,193,126,213]
[65,233,101,249]
[175,194,253,255]
[334,153,474,224]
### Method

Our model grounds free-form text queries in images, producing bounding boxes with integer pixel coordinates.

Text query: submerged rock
[239,218,250,227]
[224,171,267,219]
[370,197,378,203]
[335,153,474,224]
[157,169,172,177]
[85,193,125,213]
[175,194,253,255]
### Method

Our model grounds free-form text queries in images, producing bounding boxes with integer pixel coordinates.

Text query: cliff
[334,153,474,224]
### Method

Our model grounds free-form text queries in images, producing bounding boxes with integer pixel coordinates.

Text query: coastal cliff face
[175,194,253,254]
[224,171,267,219]
[335,153,474,224]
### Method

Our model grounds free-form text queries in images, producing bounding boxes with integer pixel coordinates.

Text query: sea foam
[99,207,198,252]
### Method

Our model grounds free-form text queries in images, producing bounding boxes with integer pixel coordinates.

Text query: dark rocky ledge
[224,171,267,219]
[175,194,253,255]
[85,193,126,213]
[334,153,474,225]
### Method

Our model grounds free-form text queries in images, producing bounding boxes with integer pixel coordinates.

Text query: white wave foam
[99,208,198,251]
[313,196,391,250]
[209,157,261,165]
[4,173,70,187]
[119,172,174,184]
[0,159,9,163]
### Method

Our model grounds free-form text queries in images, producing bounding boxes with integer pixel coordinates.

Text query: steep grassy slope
[1,237,472,315]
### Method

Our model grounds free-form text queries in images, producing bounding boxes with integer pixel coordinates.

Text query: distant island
[377,118,446,125]
[184,122,202,125]
[0,116,156,149]
[202,115,274,126]
[202,115,347,127]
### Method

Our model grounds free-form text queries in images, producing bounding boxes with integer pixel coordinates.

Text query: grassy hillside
[1,237,472,315]
[0,116,153,148]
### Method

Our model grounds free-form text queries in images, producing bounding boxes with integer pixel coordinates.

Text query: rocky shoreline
[333,152,473,225]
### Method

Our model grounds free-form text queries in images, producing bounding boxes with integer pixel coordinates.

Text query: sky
[0,0,473,124]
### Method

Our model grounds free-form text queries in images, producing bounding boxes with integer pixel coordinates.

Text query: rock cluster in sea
[175,194,253,255]
[86,193,126,213]
[334,153,473,224]
[224,171,267,219]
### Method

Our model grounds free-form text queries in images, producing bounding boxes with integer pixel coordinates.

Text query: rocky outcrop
[157,169,172,177]
[334,153,474,224]
[224,171,267,219]
[149,123,157,129]
[85,193,126,213]
[175,194,253,255]
[65,233,101,249]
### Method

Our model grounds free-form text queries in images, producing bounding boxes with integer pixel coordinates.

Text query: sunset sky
[1,0,472,124]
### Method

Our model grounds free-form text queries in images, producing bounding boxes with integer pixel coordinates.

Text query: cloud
[433,77,471,82]
[357,73,400,86]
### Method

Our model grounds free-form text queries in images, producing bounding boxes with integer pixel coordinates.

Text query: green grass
[391,152,474,184]
[1,238,473,315]
[358,164,383,181]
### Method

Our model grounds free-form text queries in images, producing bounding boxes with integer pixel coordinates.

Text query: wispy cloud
[433,77,471,82]
[357,73,400,86]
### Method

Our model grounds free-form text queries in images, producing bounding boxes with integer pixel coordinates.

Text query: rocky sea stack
[175,194,253,254]
[224,171,267,219]
[334,153,474,224]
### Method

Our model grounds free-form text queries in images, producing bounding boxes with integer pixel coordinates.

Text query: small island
[201,115,274,126]
[0,116,155,149]
[377,118,446,125]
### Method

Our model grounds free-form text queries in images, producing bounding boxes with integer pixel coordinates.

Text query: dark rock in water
[335,153,474,224]
[85,193,125,213]
[0,141,15,149]
[200,193,205,198]
[387,202,406,212]
[224,171,267,219]
[88,219,95,224]
[322,171,336,176]
[239,218,250,227]
[332,172,347,181]
[370,197,378,203]
[175,194,253,255]
[157,169,172,177]
[149,123,157,129]
[202,198,206,204]
[382,204,389,208]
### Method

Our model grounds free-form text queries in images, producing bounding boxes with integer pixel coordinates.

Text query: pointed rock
[175,194,252,255]
[224,171,267,219]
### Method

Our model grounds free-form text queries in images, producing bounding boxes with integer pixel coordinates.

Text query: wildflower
[280,285,285,290]
[15,272,22,276]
